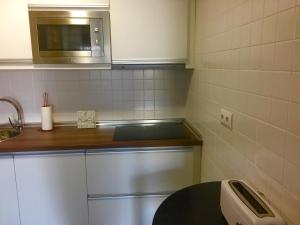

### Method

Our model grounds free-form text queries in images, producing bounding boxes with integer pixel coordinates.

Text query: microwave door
[36,18,92,58]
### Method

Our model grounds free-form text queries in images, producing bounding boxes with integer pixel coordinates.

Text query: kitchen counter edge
[0,120,202,154]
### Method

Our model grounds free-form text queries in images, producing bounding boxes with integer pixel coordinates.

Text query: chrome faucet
[0,97,24,132]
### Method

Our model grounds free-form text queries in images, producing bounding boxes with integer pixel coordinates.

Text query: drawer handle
[86,147,193,154]
[88,192,173,200]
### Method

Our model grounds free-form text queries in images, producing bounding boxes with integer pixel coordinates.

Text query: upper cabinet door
[27,0,109,7]
[0,157,20,225]
[0,0,32,60]
[110,0,189,64]
[14,153,88,225]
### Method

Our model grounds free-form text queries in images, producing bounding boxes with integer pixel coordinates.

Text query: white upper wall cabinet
[0,0,32,60]
[110,0,189,64]
[27,0,109,7]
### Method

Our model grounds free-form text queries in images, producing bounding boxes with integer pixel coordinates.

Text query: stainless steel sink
[0,129,22,142]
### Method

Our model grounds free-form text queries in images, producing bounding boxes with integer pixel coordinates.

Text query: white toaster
[220,180,285,225]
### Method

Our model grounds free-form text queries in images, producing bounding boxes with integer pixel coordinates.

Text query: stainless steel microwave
[29,10,111,65]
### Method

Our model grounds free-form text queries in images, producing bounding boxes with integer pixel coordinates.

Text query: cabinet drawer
[86,148,194,194]
[88,196,166,225]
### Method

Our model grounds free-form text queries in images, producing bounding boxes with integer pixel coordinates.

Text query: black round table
[153,182,228,225]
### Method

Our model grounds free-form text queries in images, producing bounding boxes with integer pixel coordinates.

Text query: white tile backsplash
[281,189,300,225]
[0,69,191,123]
[262,15,277,44]
[252,0,265,20]
[287,102,300,136]
[188,1,300,224]
[283,160,300,200]
[286,132,300,167]
[269,99,289,129]
[291,72,300,103]
[261,44,276,70]
[296,7,300,38]
[239,24,251,47]
[256,122,286,157]
[278,0,296,11]
[251,20,263,45]
[271,71,291,100]
[276,8,295,42]
[293,40,300,71]
[274,41,293,71]
[264,0,279,17]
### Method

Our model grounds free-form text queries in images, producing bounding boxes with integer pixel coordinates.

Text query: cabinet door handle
[13,150,85,157]
[86,147,193,155]
[88,192,173,200]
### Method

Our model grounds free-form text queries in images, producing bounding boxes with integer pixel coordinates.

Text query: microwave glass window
[37,25,91,51]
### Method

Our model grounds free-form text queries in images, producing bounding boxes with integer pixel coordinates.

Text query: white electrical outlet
[220,109,233,130]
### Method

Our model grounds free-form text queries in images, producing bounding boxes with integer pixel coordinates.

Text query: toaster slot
[229,180,274,218]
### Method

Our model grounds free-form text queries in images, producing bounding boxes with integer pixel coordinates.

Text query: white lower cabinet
[8,147,198,225]
[86,148,197,225]
[0,157,20,225]
[86,148,195,194]
[14,153,88,225]
[89,196,166,225]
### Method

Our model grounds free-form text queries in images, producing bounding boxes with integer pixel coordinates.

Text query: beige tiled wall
[0,69,191,123]
[187,0,300,224]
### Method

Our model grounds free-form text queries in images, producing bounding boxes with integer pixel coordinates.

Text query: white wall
[187,0,300,224]
[0,69,191,123]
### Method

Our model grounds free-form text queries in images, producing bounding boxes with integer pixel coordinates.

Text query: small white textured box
[220,180,285,225]
[77,111,96,128]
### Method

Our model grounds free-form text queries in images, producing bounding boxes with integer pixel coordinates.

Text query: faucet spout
[0,97,24,131]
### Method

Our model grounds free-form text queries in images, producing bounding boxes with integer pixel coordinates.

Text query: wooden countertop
[0,125,202,153]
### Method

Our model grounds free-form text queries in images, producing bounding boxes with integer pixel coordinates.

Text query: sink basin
[0,129,22,142]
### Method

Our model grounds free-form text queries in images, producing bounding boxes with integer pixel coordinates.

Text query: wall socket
[220,109,233,130]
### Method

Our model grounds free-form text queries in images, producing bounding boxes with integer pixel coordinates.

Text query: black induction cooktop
[113,123,189,141]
